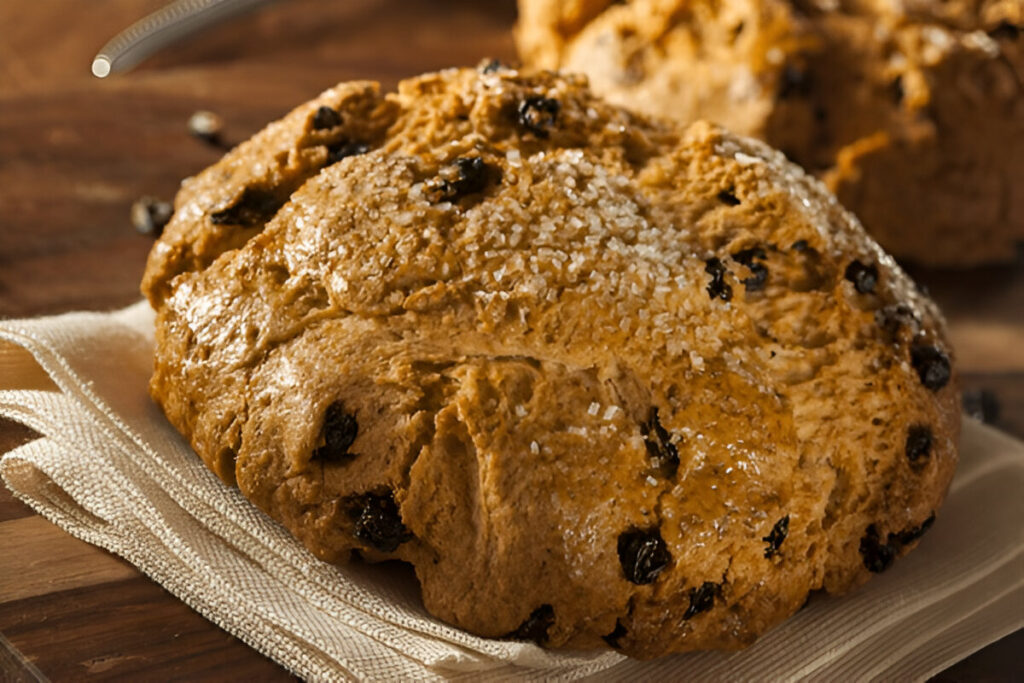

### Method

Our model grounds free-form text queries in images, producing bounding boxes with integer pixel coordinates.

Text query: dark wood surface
[0,1,1020,679]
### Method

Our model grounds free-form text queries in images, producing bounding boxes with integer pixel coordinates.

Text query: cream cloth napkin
[1,302,1021,682]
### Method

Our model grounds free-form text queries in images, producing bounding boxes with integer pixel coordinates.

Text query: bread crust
[144,65,959,657]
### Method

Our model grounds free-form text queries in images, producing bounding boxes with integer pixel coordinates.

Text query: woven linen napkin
[1,302,1021,681]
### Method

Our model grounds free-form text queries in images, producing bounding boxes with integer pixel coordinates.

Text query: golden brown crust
[516,0,1024,265]
[144,65,959,657]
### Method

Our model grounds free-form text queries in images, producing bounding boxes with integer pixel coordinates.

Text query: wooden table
[0,1,1020,679]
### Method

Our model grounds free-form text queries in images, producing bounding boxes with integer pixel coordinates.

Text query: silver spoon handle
[92,0,278,78]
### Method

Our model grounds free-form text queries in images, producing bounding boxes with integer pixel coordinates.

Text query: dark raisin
[130,196,173,236]
[861,516,935,573]
[327,141,369,165]
[210,187,281,226]
[890,76,905,105]
[617,526,671,585]
[602,621,627,648]
[875,303,918,338]
[733,247,769,292]
[910,344,951,391]
[187,110,224,146]
[480,58,506,74]
[517,96,560,137]
[683,582,719,620]
[778,64,811,99]
[505,604,555,644]
[347,491,412,552]
[428,156,499,203]
[312,105,342,130]
[988,22,1020,41]
[905,425,932,465]
[717,189,741,206]
[791,239,809,251]
[844,260,879,294]
[315,402,358,460]
[860,524,897,573]
[704,257,732,301]
[891,513,935,546]
[763,515,790,558]
[963,389,1000,424]
[641,407,679,478]
[732,247,766,265]
[742,262,768,292]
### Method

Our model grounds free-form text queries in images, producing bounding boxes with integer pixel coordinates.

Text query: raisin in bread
[142,65,959,658]
[516,0,1024,266]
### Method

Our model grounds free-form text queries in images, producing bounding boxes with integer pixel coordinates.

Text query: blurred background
[0,0,1019,678]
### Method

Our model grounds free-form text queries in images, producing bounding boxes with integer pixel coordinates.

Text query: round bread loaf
[142,65,959,658]
[516,0,1024,266]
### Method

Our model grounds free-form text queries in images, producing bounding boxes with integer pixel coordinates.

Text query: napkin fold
[1,302,1021,681]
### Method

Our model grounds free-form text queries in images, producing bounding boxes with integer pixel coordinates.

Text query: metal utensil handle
[92,0,277,78]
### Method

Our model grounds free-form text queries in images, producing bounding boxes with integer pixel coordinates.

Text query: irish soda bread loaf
[142,65,959,658]
[516,0,1024,266]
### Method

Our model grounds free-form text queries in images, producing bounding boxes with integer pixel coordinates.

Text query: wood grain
[0,0,1019,679]
[0,517,138,603]
[0,579,292,681]
[0,631,47,683]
